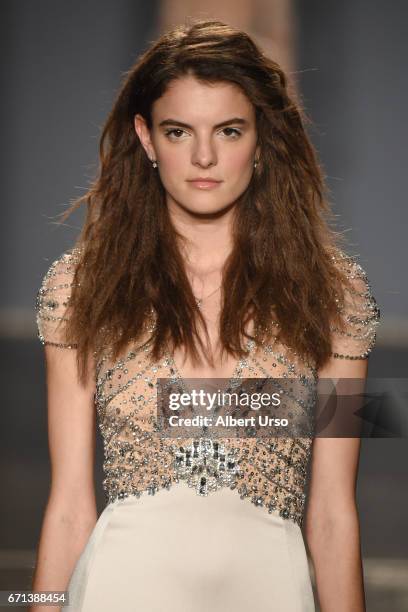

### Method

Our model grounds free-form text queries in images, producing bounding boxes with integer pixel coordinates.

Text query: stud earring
[152,159,158,168]
[254,159,259,168]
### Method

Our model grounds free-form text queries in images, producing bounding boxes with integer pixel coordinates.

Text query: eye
[220,127,242,138]
[164,128,188,139]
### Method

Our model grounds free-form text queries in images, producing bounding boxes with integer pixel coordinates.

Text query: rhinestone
[36,248,380,529]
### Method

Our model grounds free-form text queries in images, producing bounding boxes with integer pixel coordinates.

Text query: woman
[31,19,380,612]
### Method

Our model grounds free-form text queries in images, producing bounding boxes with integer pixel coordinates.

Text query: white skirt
[66,482,316,611]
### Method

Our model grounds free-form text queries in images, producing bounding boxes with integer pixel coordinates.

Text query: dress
[35,249,380,612]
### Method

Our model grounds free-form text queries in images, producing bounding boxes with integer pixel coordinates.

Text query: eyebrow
[158,117,249,129]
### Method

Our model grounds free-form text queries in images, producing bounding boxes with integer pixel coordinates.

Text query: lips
[187,178,222,189]
[188,178,222,183]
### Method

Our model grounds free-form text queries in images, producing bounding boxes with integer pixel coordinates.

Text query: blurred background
[0,1,407,610]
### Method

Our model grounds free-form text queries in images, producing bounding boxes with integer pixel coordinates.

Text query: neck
[167,199,235,275]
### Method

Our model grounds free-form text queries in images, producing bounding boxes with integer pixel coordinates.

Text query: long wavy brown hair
[58,19,353,384]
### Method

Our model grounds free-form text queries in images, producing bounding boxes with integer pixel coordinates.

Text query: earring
[254,159,259,168]
[152,159,158,168]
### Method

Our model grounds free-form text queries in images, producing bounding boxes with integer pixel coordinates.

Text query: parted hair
[58,18,354,384]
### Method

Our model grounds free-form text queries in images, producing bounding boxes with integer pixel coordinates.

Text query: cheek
[226,138,255,165]
[155,146,186,189]
[225,149,255,183]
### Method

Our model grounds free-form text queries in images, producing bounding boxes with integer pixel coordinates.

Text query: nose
[191,135,217,168]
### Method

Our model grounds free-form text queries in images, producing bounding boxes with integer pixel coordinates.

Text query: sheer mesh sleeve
[330,254,381,360]
[35,249,81,349]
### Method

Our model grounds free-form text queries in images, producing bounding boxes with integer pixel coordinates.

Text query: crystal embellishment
[171,437,241,496]
[35,248,381,528]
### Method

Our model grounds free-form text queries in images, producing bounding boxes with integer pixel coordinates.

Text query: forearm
[306,507,366,612]
[29,498,97,612]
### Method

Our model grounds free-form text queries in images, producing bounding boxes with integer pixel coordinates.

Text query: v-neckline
[165,335,258,396]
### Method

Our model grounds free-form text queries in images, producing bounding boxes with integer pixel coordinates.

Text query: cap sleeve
[330,255,381,360]
[35,249,80,349]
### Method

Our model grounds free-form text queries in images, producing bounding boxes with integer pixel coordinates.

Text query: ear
[134,114,156,161]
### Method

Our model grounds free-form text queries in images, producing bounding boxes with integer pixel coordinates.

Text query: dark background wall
[0,0,158,314]
[296,0,407,321]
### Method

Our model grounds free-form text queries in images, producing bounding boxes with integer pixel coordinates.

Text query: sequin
[171,437,241,495]
[35,249,380,528]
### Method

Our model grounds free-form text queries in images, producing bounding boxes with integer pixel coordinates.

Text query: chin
[172,193,237,216]
[185,201,236,216]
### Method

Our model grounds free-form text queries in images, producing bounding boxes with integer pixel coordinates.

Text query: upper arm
[305,257,381,530]
[36,251,97,512]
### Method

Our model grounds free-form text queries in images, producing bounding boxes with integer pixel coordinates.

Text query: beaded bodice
[35,249,380,528]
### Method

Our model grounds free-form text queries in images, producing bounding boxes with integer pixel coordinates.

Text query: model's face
[134,74,259,216]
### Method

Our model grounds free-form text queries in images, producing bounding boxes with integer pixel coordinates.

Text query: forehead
[151,75,255,124]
